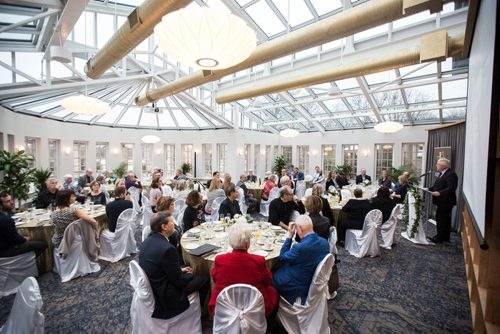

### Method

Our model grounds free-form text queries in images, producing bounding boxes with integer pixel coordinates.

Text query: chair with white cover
[340,189,352,206]
[304,188,312,198]
[213,284,266,334]
[327,226,339,297]
[345,209,383,258]
[209,197,226,222]
[173,199,186,221]
[277,254,334,334]
[259,187,280,217]
[295,182,306,199]
[141,196,154,228]
[99,209,138,262]
[237,188,248,215]
[379,204,403,249]
[53,220,100,282]
[128,260,202,334]
[161,185,172,196]
[0,277,44,334]
[142,225,151,242]
[128,186,142,214]
[0,252,38,297]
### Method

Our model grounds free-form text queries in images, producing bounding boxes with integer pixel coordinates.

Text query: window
[121,143,134,172]
[202,144,212,177]
[343,144,358,173]
[95,142,108,174]
[164,144,175,177]
[217,143,227,173]
[7,134,14,153]
[73,141,88,176]
[281,146,292,166]
[322,144,336,173]
[181,144,193,165]
[265,145,272,173]
[402,143,424,176]
[141,143,153,180]
[48,139,59,178]
[0,132,3,151]
[244,144,251,172]
[375,144,394,178]
[254,144,260,173]
[25,137,39,168]
[297,145,309,171]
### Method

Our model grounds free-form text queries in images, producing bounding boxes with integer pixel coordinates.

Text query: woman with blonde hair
[311,184,333,221]
[205,178,225,214]
[222,173,232,194]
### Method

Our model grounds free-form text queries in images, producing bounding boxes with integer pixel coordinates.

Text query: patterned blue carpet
[0,220,471,333]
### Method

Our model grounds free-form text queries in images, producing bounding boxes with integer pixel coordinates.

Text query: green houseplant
[113,162,128,179]
[32,167,53,194]
[181,162,192,175]
[0,150,35,206]
[335,163,354,180]
[272,155,288,176]
[388,165,420,186]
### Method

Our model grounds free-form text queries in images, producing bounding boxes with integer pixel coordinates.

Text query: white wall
[0,107,428,181]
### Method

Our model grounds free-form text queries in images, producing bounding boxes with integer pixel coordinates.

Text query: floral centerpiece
[362,179,371,186]
[230,214,254,225]
[327,185,338,196]
[246,181,259,189]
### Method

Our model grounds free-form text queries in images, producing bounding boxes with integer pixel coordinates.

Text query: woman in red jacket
[209,222,279,329]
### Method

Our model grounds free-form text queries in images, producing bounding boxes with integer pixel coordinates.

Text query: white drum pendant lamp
[50,45,72,63]
[374,121,404,133]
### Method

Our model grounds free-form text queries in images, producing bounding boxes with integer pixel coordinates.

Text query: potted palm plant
[32,168,53,194]
[272,155,288,176]
[0,150,36,207]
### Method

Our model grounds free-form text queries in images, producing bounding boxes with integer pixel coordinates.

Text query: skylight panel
[174,110,195,128]
[96,13,114,48]
[364,70,397,86]
[323,99,349,112]
[0,13,34,25]
[73,11,95,47]
[399,62,435,79]
[335,78,359,90]
[354,23,388,42]
[188,109,210,127]
[236,0,253,6]
[392,11,435,30]
[412,109,439,121]
[405,84,438,103]
[94,105,123,124]
[116,106,140,126]
[29,101,63,113]
[273,0,314,27]
[442,107,466,119]
[157,110,176,128]
[138,110,158,127]
[246,2,286,37]
[442,79,467,99]
[345,95,369,110]
[372,89,403,108]
[309,0,343,16]
[0,33,32,42]
[14,52,43,81]
[72,114,95,122]
[50,110,73,118]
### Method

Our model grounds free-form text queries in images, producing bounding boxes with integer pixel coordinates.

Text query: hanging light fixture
[374,121,404,133]
[280,129,300,138]
[141,135,161,144]
[60,96,110,115]
[154,5,256,70]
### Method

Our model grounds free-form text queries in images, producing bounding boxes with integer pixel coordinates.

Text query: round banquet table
[181,222,286,277]
[15,206,108,273]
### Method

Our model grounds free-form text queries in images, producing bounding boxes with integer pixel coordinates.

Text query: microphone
[419,171,432,178]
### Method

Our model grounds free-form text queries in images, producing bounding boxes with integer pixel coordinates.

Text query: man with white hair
[247,169,257,183]
[272,214,329,305]
[35,178,59,209]
[268,186,305,230]
[63,174,85,204]
[78,168,94,188]
[355,168,371,184]
[426,158,458,243]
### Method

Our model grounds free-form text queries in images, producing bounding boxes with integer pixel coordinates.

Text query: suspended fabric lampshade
[154,6,257,70]
[61,95,110,116]
[141,135,161,144]
[374,121,404,133]
[280,129,299,138]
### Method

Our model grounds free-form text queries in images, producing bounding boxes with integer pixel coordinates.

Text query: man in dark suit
[77,168,94,189]
[338,188,372,242]
[247,169,258,183]
[139,212,209,319]
[105,186,132,232]
[272,215,329,305]
[426,158,458,243]
[355,168,372,184]
[236,174,258,213]
[218,184,242,219]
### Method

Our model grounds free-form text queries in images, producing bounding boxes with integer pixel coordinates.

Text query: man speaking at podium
[425,158,458,243]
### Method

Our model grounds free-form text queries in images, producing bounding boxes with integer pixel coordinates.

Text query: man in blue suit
[272,215,329,305]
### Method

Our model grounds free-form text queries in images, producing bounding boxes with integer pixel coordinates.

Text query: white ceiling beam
[0,0,62,9]
[0,9,59,33]
[279,92,326,134]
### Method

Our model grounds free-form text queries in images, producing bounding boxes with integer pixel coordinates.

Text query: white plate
[270,226,281,230]
[253,250,268,257]
[333,205,343,209]
[184,243,200,250]
[256,239,265,245]
[190,228,201,233]
[15,221,27,226]
[262,245,274,251]
[33,209,45,215]
[213,226,224,232]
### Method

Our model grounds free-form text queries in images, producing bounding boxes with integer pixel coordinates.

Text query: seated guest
[338,188,372,242]
[173,168,187,181]
[78,168,94,189]
[311,184,333,222]
[236,174,258,213]
[325,171,340,190]
[378,169,392,188]
[156,196,182,249]
[206,171,220,189]
[209,222,279,329]
[264,170,272,182]
[148,178,163,212]
[393,171,411,190]
[115,178,125,189]
[335,171,349,189]
[35,178,59,209]
[125,171,142,190]
[95,175,110,199]
[277,169,288,187]
[139,212,210,320]
[105,186,133,233]
[182,190,204,231]
[392,174,409,204]
[106,171,117,185]
[247,169,258,183]
[305,195,330,240]
[292,167,305,183]
[51,190,97,249]
[371,186,396,223]
[222,173,232,194]
[218,184,242,219]
[272,215,329,305]
[205,179,225,214]
[0,193,47,258]
[355,168,371,184]
[88,181,107,205]
[268,186,305,230]
[278,175,294,192]
[312,166,325,184]
[62,174,85,204]
[172,180,190,201]
[262,174,277,201]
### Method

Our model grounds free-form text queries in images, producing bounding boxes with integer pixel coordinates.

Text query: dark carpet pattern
[0,219,472,333]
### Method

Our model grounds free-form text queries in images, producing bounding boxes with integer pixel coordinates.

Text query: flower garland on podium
[402,187,422,239]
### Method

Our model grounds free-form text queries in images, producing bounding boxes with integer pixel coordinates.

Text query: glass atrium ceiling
[0,0,468,133]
